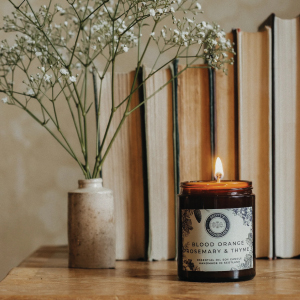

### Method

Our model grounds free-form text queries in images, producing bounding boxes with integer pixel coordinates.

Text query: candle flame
[214,157,224,181]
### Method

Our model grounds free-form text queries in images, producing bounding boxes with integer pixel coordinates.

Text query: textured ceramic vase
[68,178,116,268]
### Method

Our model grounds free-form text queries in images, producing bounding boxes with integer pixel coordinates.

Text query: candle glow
[215,157,224,182]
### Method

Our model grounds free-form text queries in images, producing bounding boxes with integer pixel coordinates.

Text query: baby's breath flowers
[0,0,234,179]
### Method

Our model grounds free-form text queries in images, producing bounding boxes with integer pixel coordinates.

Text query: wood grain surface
[0,246,299,299]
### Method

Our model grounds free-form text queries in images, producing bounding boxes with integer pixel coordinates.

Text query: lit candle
[177,158,256,282]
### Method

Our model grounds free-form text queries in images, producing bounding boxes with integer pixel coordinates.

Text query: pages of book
[100,72,145,260]
[237,28,273,258]
[177,66,212,182]
[144,67,176,261]
[273,16,300,258]
[215,32,238,180]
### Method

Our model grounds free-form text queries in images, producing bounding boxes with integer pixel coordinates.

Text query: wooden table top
[0,246,299,299]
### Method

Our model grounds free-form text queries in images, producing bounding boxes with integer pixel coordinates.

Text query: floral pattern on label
[181,208,253,272]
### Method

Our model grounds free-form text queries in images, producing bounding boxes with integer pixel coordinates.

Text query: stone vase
[68,178,116,268]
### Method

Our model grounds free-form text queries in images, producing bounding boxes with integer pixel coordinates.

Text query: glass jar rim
[180,180,252,191]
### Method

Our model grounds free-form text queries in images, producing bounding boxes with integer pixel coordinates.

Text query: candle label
[181,207,253,272]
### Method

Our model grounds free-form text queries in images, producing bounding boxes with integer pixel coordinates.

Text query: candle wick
[216,173,222,183]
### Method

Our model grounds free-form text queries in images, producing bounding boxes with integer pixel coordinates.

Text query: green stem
[91,4,121,177]
[81,0,110,23]
[41,0,52,27]
[68,26,81,67]
[96,113,127,173]
[72,82,91,178]
[93,20,158,176]
[83,67,90,178]
[53,72,83,148]
[10,94,87,177]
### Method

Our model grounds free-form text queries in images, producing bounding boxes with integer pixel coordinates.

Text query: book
[177,65,212,182]
[143,67,176,261]
[271,15,300,258]
[236,27,273,258]
[100,71,145,260]
[215,32,238,180]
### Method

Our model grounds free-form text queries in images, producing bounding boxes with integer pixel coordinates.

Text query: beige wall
[0,0,300,281]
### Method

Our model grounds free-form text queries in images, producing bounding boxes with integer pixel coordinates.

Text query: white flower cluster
[155,19,234,70]
[0,0,233,106]
[0,0,235,181]
[181,21,232,67]
[60,68,77,82]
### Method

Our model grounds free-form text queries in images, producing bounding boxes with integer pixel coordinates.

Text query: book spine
[208,68,216,179]
[171,59,180,260]
[171,59,180,195]
[260,14,276,259]
[137,66,149,261]
[269,15,276,260]
[232,28,240,180]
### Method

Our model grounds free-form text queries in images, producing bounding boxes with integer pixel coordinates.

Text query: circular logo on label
[205,213,230,238]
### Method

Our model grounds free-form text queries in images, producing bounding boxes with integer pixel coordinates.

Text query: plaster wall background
[1,0,300,281]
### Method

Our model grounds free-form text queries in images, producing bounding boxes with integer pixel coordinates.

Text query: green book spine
[170,59,179,260]
[137,66,150,261]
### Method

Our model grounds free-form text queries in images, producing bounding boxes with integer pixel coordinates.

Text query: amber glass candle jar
[178,180,255,282]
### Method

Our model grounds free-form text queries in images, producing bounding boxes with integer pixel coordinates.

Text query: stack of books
[99,14,300,261]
